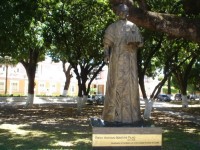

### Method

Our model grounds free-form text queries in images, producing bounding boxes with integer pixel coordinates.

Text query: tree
[109,0,200,44]
[171,42,199,107]
[44,0,115,101]
[138,30,164,100]
[0,1,46,108]
[137,30,165,119]
[18,5,46,108]
[61,61,72,96]
[136,0,188,118]
[138,32,188,118]
[187,60,200,92]
[0,0,33,54]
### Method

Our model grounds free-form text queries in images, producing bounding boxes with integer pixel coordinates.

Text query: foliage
[136,0,200,99]
[44,0,114,61]
[0,56,17,65]
[0,0,46,64]
[0,0,47,60]
[146,0,184,14]
[138,29,164,98]
[0,1,48,105]
[1,0,200,100]
[162,86,179,94]
[188,59,200,92]
[43,0,115,96]
[169,40,199,95]
[0,0,35,55]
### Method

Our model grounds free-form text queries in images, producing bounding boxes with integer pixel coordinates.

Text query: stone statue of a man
[102,4,143,124]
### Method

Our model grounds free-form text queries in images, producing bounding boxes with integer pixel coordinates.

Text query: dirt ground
[0,104,200,149]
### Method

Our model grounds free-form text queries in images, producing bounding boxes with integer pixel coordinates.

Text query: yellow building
[0,60,76,96]
[0,59,161,98]
[0,59,107,96]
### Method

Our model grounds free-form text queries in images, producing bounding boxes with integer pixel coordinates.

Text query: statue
[102,4,143,125]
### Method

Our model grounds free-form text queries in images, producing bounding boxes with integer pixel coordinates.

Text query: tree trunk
[182,95,188,108]
[137,34,163,120]
[143,98,153,119]
[77,97,83,113]
[21,49,39,108]
[167,76,171,95]
[173,56,197,108]
[71,62,105,112]
[23,65,37,108]
[139,76,147,99]
[139,76,153,119]
[62,61,72,96]
[73,66,85,110]
[179,84,188,107]
[4,65,8,95]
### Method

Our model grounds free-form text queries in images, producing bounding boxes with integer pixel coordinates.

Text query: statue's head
[117,4,129,20]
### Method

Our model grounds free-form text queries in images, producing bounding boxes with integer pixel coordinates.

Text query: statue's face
[117,4,129,20]
[118,10,129,20]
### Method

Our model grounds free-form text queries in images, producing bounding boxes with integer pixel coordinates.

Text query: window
[16,68,20,73]
[71,86,75,93]
[51,84,56,92]
[11,82,18,91]
[39,83,46,92]
[2,66,5,72]
[0,82,4,91]
[40,83,45,88]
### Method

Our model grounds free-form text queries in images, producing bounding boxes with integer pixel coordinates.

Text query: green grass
[152,109,200,150]
[162,128,200,150]
[0,105,200,149]
[0,128,92,150]
[0,105,93,150]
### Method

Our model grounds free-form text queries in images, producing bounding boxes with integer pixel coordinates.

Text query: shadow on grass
[0,105,200,150]
[151,110,200,150]
[0,105,101,150]
[163,128,200,150]
[0,127,91,149]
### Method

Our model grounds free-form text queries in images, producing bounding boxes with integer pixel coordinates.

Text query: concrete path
[165,110,200,125]
[140,100,200,125]
[155,107,200,126]
[1,97,200,125]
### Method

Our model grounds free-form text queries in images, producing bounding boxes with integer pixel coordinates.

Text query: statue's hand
[104,48,110,64]
[104,55,109,64]
[127,42,138,46]
[127,42,143,48]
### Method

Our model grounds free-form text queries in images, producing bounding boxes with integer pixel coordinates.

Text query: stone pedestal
[91,118,162,150]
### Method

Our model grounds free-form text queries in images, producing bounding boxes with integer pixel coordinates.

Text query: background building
[0,59,75,96]
[0,59,158,97]
[0,59,107,96]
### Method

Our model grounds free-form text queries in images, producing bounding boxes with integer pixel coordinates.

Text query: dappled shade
[0,104,199,149]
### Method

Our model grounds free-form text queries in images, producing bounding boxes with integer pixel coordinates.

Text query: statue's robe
[102,20,143,124]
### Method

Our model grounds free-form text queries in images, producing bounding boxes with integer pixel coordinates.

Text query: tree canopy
[1,0,200,102]
[43,0,115,96]
[109,0,200,43]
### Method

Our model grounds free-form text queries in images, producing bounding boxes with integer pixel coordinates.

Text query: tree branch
[109,0,200,43]
[128,8,200,43]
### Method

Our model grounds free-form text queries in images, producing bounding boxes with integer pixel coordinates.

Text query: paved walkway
[1,97,200,125]
[155,107,200,126]
[0,96,77,107]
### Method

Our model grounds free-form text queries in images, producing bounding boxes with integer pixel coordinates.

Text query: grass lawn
[0,104,200,150]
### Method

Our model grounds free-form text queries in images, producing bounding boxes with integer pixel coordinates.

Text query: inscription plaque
[92,127,162,150]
